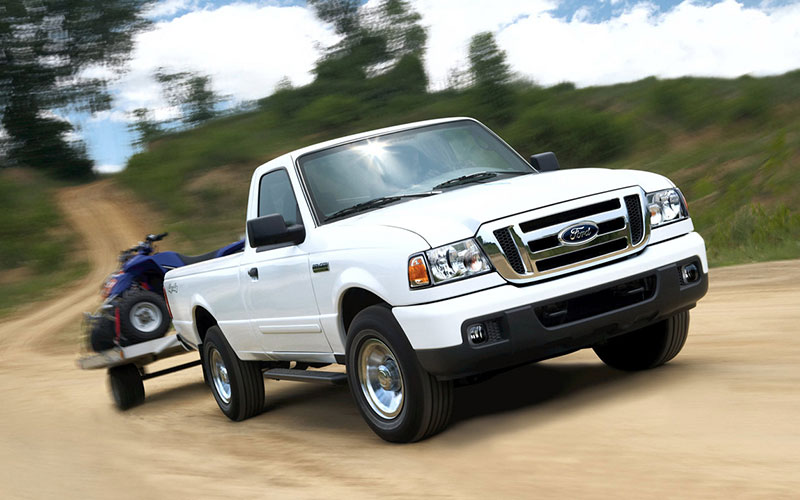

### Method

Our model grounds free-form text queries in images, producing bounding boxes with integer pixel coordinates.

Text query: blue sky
[80,0,800,172]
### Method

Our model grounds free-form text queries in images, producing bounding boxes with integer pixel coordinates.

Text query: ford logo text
[558,222,600,245]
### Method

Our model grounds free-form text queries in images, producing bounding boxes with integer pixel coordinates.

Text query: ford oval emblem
[558,222,600,245]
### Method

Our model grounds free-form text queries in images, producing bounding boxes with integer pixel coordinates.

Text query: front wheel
[118,289,171,343]
[346,305,453,443]
[593,311,690,371]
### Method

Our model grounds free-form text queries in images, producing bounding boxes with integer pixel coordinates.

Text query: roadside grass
[0,169,89,318]
[118,71,800,265]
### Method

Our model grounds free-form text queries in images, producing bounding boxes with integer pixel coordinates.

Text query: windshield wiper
[432,170,527,190]
[325,192,440,222]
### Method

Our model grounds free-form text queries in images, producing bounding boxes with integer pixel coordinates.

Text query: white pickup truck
[164,117,708,442]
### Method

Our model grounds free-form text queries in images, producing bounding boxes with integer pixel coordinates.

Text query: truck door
[240,168,332,354]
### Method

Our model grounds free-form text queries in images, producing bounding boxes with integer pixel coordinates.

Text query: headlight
[647,188,688,228]
[101,274,120,298]
[408,238,492,288]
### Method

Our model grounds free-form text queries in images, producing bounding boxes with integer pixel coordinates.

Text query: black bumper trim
[415,256,708,380]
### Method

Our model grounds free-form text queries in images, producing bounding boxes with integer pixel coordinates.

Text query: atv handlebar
[146,232,169,242]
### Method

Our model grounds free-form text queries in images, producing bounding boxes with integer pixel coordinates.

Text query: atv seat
[176,250,219,266]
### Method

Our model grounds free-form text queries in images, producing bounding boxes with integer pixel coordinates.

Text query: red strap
[114,307,121,344]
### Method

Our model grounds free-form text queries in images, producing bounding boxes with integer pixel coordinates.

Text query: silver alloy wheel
[129,301,162,333]
[358,337,404,419]
[209,347,232,404]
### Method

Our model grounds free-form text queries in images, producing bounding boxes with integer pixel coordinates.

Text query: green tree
[129,108,162,146]
[0,0,154,179]
[468,31,513,119]
[308,0,361,39]
[309,0,428,94]
[155,69,223,126]
[374,0,426,60]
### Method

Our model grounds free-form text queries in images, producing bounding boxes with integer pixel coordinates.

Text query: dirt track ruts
[0,181,798,499]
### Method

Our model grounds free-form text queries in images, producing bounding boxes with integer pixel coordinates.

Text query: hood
[337,168,672,247]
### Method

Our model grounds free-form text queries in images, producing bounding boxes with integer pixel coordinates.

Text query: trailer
[78,335,200,410]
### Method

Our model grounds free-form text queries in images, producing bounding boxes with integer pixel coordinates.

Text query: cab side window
[258,169,300,225]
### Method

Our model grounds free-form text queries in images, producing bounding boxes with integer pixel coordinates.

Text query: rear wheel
[108,364,145,410]
[202,326,264,421]
[118,289,170,343]
[594,311,690,371]
[346,305,453,443]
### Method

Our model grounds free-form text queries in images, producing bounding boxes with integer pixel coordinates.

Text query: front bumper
[393,231,708,379]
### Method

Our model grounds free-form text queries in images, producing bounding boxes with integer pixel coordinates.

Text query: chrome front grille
[476,187,650,284]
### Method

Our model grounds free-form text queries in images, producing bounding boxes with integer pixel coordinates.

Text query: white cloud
[110,3,338,115]
[572,5,593,22]
[63,129,82,143]
[497,0,800,87]
[410,0,556,88]
[37,110,71,123]
[77,0,800,169]
[93,164,126,174]
[145,0,197,19]
[99,0,800,123]
[412,0,800,89]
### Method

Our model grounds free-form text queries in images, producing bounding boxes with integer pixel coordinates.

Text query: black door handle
[248,267,258,279]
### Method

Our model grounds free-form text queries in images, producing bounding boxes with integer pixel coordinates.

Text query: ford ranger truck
[163,117,708,443]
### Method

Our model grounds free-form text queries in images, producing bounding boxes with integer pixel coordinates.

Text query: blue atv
[87,232,244,352]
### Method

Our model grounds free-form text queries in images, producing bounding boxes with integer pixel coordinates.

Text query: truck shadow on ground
[143,379,209,407]
[451,361,633,424]
[138,359,683,438]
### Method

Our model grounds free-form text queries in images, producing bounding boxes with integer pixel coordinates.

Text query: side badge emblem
[312,262,330,273]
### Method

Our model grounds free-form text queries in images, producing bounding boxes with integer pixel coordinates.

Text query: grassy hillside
[0,169,89,317]
[118,71,800,266]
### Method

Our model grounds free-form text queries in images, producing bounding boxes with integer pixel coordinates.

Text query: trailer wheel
[203,326,264,421]
[108,364,145,410]
[346,305,453,443]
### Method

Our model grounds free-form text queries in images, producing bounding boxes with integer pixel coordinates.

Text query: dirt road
[1,182,798,499]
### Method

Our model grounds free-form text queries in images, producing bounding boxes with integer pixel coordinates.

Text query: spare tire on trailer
[90,315,117,352]
[118,289,170,343]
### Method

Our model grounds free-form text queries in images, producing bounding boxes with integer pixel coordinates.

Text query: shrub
[504,106,636,167]
[297,95,363,130]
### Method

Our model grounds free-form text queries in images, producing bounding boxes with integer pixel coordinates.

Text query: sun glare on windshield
[355,140,387,159]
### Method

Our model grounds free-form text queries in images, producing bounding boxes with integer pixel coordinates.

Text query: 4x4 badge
[312,262,330,273]
[167,282,179,294]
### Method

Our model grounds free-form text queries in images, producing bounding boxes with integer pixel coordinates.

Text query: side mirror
[529,152,560,172]
[247,214,305,248]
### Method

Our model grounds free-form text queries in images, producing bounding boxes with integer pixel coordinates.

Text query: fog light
[467,324,487,345]
[681,263,700,283]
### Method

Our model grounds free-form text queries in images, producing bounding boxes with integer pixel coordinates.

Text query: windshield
[298,120,534,222]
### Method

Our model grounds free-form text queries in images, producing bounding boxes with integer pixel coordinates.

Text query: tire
[594,311,690,371]
[108,364,145,410]
[346,305,453,443]
[118,289,171,343]
[90,316,116,352]
[202,326,264,421]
